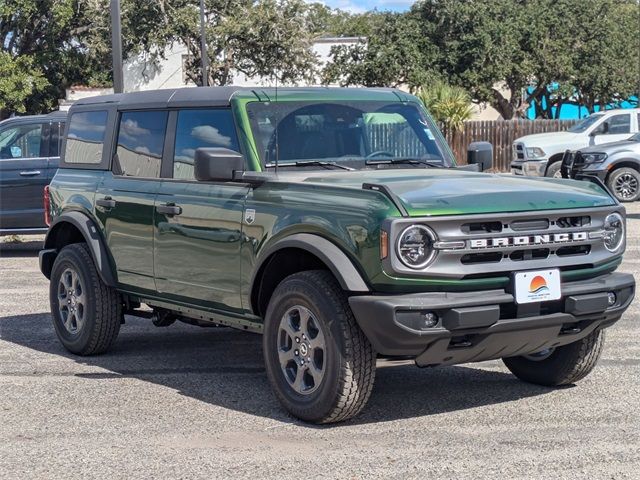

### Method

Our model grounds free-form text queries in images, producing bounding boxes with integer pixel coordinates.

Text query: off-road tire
[263,270,376,424]
[503,330,605,386]
[545,161,562,178]
[606,167,640,202]
[50,243,121,355]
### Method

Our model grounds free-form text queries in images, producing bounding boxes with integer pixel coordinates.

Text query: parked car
[511,108,640,178]
[0,111,67,235]
[562,132,640,202]
[40,87,634,423]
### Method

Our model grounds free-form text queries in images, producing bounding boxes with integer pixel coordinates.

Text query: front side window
[607,114,631,135]
[246,101,453,169]
[0,123,43,159]
[115,111,168,178]
[172,109,239,180]
[568,114,604,133]
[65,111,108,164]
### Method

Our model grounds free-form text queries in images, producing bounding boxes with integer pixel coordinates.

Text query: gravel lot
[1,205,639,480]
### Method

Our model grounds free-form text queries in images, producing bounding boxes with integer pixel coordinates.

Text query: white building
[122,37,364,92]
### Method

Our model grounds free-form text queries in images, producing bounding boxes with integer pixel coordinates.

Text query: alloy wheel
[277,305,326,395]
[614,173,639,200]
[57,267,86,334]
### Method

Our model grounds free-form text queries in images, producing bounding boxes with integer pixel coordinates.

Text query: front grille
[386,206,622,279]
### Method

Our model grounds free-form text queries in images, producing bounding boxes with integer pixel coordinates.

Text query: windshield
[246,101,454,169]
[567,114,604,133]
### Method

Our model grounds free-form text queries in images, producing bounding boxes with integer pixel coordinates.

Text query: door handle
[96,197,116,208]
[19,170,41,176]
[156,203,182,216]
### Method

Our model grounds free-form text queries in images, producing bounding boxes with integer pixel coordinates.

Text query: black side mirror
[591,122,609,136]
[194,148,244,182]
[467,141,493,172]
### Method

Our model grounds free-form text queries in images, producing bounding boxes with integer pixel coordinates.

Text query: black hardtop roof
[70,86,406,110]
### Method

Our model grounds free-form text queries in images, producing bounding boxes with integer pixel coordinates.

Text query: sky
[315,0,415,13]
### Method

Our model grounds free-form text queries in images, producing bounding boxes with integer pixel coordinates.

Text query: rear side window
[172,109,239,180]
[115,111,168,178]
[65,111,108,164]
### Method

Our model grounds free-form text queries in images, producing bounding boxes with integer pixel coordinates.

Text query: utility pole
[199,0,209,86]
[110,0,124,93]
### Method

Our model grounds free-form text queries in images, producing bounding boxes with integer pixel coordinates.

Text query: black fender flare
[250,233,370,295]
[41,211,117,286]
[607,156,640,172]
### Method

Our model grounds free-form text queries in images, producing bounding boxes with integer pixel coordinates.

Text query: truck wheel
[49,243,122,355]
[503,330,604,386]
[545,161,562,178]
[607,167,640,202]
[263,270,376,424]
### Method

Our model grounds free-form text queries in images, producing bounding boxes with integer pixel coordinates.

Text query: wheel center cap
[299,343,309,356]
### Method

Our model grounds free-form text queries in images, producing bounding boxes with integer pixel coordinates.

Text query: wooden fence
[445,119,577,172]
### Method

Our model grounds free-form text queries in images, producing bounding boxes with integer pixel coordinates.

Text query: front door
[95,110,168,294]
[153,108,248,312]
[0,121,49,231]
[592,113,633,145]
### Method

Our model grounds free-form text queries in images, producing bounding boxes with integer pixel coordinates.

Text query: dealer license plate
[514,269,561,304]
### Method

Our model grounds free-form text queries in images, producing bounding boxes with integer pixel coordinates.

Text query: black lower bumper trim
[348,272,635,366]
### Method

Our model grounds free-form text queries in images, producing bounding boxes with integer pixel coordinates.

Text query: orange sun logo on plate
[529,275,549,294]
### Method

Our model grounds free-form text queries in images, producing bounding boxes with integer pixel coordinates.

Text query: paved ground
[1,206,639,480]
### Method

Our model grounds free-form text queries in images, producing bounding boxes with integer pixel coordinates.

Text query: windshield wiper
[292,161,354,171]
[365,158,443,168]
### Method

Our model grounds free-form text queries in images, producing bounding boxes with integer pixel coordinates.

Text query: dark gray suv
[0,111,66,235]
[563,132,640,202]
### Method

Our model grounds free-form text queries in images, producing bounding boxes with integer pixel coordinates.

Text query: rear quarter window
[64,111,108,164]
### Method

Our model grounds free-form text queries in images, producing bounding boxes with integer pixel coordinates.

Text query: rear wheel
[263,270,376,424]
[49,243,122,355]
[503,330,605,386]
[607,167,640,202]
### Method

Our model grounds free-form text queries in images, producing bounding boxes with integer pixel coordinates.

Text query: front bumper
[510,159,548,176]
[348,272,634,367]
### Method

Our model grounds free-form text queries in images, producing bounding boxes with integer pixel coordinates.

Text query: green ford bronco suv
[40,87,635,423]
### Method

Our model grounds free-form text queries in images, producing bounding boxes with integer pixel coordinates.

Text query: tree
[0,52,47,118]
[322,12,437,90]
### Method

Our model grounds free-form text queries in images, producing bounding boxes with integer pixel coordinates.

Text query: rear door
[0,120,49,231]
[153,108,248,312]
[95,109,168,295]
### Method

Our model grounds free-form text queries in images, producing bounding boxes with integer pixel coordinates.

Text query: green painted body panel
[48,87,623,325]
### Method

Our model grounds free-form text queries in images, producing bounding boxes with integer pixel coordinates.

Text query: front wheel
[503,330,605,386]
[607,167,640,202]
[263,270,376,424]
[545,161,562,178]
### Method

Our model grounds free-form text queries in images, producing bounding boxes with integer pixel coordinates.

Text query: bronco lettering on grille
[469,231,588,249]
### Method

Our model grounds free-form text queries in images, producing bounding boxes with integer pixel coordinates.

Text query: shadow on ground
[0,312,554,427]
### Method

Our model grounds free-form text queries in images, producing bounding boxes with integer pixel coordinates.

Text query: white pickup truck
[511,108,640,177]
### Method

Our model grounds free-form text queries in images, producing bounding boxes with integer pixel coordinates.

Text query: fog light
[607,292,617,306]
[423,312,439,328]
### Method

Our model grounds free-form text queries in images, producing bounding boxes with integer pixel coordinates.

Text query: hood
[515,131,581,148]
[280,169,615,216]
[578,139,640,155]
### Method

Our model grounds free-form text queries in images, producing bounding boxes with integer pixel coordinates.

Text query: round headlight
[603,212,624,252]
[396,225,436,269]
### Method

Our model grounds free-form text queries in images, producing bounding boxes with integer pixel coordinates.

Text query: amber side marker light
[380,230,389,259]
[44,185,51,227]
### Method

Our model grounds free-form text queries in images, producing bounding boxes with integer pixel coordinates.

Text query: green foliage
[416,81,474,134]
[0,52,48,117]
[322,12,437,89]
